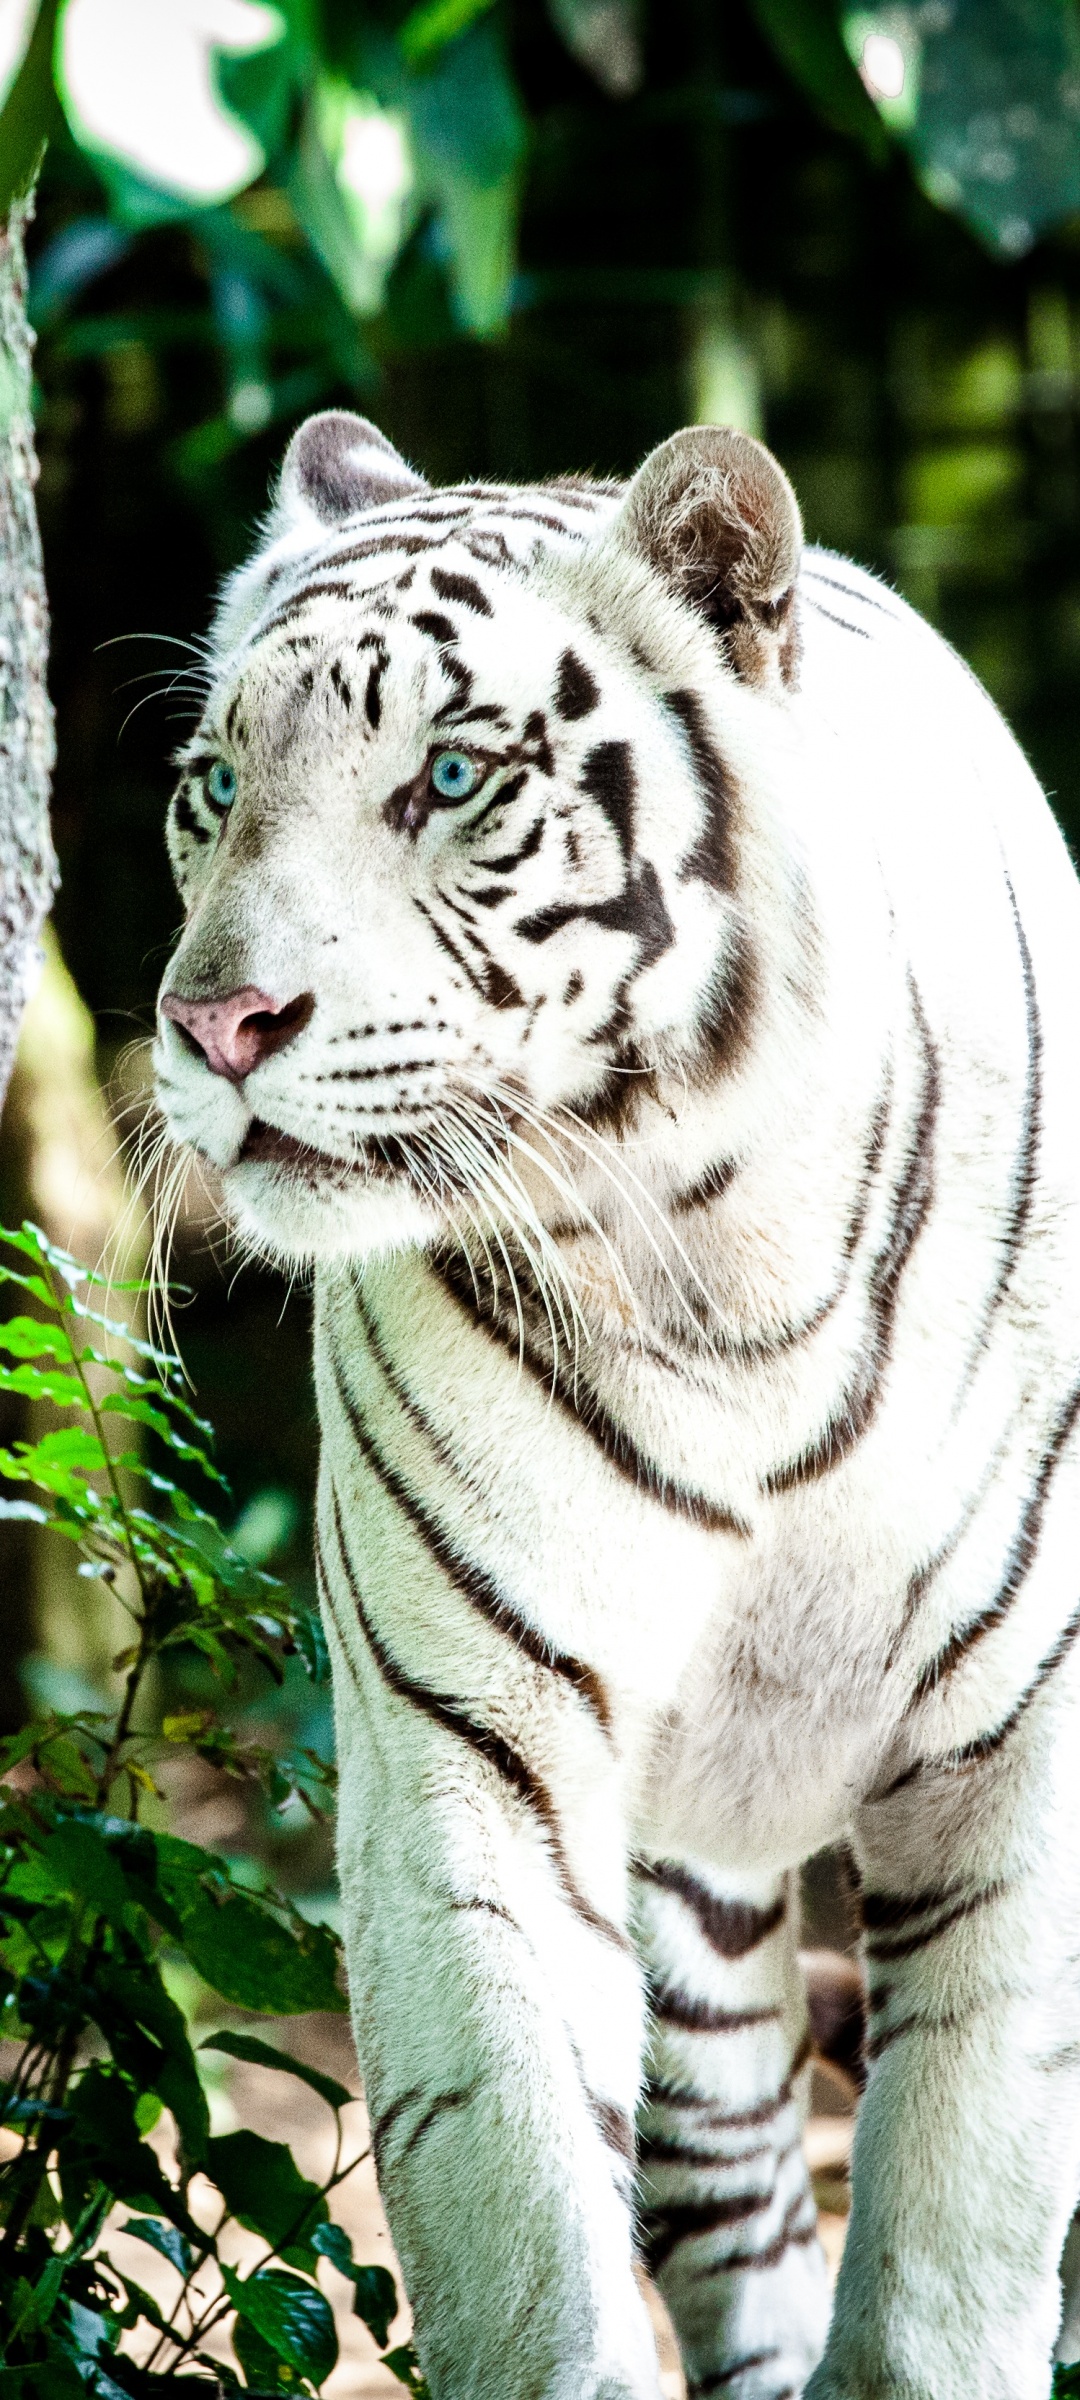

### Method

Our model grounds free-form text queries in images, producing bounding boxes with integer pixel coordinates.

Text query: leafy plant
[0,1221,426,2396]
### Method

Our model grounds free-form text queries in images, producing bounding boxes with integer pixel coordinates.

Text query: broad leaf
[201,2028,352,2111]
[60,2064,196,2233]
[208,2129,327,2256]
[311,2229,398,2345]
[121,2215,194,2279]
[0,0,63,214]
[223,2265,338,2386]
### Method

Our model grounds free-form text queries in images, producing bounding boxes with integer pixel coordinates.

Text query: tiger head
[154,411,803,1264]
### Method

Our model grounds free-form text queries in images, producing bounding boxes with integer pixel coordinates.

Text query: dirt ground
[98,2014,855,2396]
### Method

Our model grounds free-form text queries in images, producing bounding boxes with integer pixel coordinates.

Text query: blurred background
[5,0,1080,1929]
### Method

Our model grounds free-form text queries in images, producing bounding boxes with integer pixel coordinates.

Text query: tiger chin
[154,406,1080,2400]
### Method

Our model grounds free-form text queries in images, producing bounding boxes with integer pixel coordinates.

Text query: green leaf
[400,0,497,68]
[200,2029,352,2112]
[229,2308,294,2393]
[89,1954,210,2167]
[135,1833,344,2013]
[207,2129,327,2256]
[0,1317,73,1361]
[109,2271,173,2336]
[97,1392,227,1484]
[34,1818,147,1942]
[223,2266,338,2387]
[60,2064,196,2233]
[747,0,889,160]
[398,17,524,332]
[6,1426,107,1487]
[0,1363,90,1407]
[1054,2369,1080,2398]
[310,2232,398,2346]
[0,0,62,215]
[382,2343,430,2392]
[121,2216,195,2279]
[292,1609,329,1684]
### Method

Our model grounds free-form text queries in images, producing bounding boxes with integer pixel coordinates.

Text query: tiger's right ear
[278,409,429,526]
[612,424,802,690]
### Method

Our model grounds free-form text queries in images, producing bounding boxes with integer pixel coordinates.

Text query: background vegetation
[4,0,1080,2382]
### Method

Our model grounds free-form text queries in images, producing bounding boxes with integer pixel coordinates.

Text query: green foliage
[10,0,1080,485]
[0,1224,427,2396]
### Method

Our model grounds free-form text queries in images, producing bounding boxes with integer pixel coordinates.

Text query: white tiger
[153,407,1080,2400]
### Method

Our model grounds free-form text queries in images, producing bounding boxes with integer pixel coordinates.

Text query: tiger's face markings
[155,411,802,1263]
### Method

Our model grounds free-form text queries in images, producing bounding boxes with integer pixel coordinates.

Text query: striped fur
[154,411,1080,2399]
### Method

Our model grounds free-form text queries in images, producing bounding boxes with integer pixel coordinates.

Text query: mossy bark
[0,189,56,1118]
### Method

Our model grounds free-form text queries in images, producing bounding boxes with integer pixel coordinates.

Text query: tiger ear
[279,409,429,525]
[615,425,803,689]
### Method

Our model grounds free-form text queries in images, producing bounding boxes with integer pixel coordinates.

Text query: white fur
[154,441,1080,2400]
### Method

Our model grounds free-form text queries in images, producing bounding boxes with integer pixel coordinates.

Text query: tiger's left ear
[278,409,430,525]
[614,425,803,689]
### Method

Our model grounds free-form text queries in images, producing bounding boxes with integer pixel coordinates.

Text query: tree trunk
[0,188,56,1118]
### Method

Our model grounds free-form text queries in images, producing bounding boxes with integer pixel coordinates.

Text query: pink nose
[160,986,314,1081]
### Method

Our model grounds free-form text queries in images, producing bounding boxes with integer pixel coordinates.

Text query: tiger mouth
[236,1118,400,1182]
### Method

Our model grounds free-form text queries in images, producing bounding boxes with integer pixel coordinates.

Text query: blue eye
[207,759,237,809]
[430,749,480,802]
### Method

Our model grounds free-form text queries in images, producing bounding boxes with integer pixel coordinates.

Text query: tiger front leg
[634,1856,830,2400]
[320,1530,662,2400]
[810,1678,1080,2400]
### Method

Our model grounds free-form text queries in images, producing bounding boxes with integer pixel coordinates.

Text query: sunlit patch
[59,0,284,204]
[859,29,906,101]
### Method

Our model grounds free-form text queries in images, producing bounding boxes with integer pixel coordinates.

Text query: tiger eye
[430,750,480,801]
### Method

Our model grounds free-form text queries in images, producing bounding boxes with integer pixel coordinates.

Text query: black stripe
[643,2184,778,2275]
[672,1159,737,1215]
[644,2038,812,2133]
[638,2140,772,2179]
[172,788,211,845]
[635,1860,786,1959]
[689,2353,783,2395]
[431,567,492,615]
[911,1376,1080,1704]
[370,2081,423,2166]
[890,1438,1008,1659]
[638,2132,773,2169]
[802,565,898,617]
[765,982,937,1491]
[947,1593,1080,1765]
[401,2084,478,2160]
[804,595,871,638]
[512,853,674,968]
[372,2083,477,2170]
[587,2095,634,2161]
[348,1282,612,1733]
[431,1247,751,1536]
[648,1979,781,2036]
[554,649,599,720]
[969,874,1042,1349]
[865,2007,964,2064]
[863,1881,1004,1962]
[412,609,458,646]
[664,687,735,891]
[580,740,635,855]
[319,1495,630,1954]
[649,2189,816,2279]
[414,898,526,1011]
[259,577,358,633]
[861,1879,969,1933]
